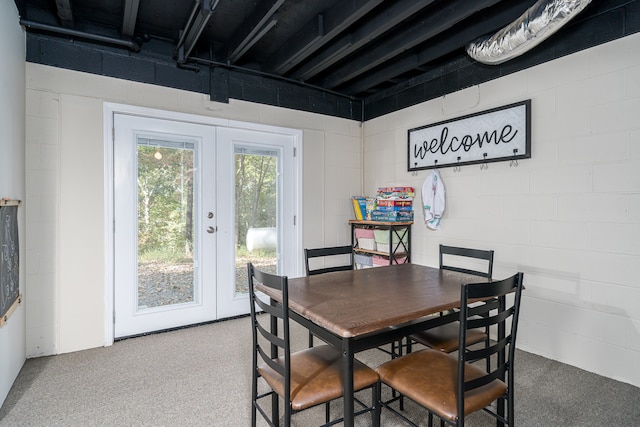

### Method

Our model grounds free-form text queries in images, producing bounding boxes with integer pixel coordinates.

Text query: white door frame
[103,103,303,346]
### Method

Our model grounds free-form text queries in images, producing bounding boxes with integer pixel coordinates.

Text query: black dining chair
[248,262,379,427]
[304,245,354,276]
[377,272,524,426]
[304,245,354,347]
[407,245,494,355]
[304,245,400,361]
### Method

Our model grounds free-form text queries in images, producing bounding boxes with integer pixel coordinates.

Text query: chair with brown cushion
[408,245,494,354]
[248,262,379,427]
[377,272,524,426]
[304,245,354,347]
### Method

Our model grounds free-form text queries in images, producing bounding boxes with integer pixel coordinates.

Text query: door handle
[206,226,216,234]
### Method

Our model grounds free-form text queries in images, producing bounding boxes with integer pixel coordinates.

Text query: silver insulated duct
[466,0,592,65]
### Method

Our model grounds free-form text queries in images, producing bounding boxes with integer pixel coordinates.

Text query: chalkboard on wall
[1,202,20,325]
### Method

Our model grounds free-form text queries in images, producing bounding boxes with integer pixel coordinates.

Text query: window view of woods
[135,142,278,307]
[137,143,195,309]
[235,149,278,293]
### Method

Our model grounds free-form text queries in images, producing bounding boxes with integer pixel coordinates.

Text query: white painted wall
[21,22,640,389]
[0,1,26,406]
[24,64,362,355]
[363,33,640,387]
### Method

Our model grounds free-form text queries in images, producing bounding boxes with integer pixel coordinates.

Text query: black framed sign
[408,99,531,171]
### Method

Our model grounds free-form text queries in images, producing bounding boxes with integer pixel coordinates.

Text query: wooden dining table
[257,263,492,426]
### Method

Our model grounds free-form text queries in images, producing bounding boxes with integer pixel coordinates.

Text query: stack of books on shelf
[351,196,376,220]
[352,187,415,222]
[371,186,414,222]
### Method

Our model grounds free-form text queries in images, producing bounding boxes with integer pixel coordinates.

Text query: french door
[113,113,298,338]
[215,127,298,318]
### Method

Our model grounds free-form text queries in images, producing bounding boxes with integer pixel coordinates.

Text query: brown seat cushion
[376,349,506,422]
[258,345,379,411]
[410,321,487,353]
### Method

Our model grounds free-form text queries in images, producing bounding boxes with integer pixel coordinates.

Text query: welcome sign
[408,100,531,171]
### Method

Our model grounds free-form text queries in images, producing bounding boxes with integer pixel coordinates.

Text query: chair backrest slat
[305,245,354,276]
[467,306,512,330]
[464,364,507,391]
[253,295,282,318]
[255,321,285,350]
[439,244,494,278]
[258,346,286,376]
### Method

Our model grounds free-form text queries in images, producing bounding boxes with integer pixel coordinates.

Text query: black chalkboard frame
[0,200,21,327]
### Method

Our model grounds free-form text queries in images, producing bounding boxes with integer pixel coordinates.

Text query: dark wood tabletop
[255,262,493,426]
[259,263,488,338]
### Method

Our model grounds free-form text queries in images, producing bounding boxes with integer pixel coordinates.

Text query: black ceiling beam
[343,0,537,96]
[227,0,285,64]
[266,0,384,75]
[229,15,279,63]
[177,0,220,62]
[321,0,504,90]
[121,0,140,38]
[345,52,421,97]
[54,0,73,28]
[292,0,437,82]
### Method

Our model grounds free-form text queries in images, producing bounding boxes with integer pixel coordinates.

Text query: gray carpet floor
[1,316,639,426]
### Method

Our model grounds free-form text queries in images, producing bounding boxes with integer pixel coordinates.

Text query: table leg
[342,338,355,426]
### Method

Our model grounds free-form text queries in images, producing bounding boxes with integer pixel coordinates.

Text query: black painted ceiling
[14,0,638,120]
[15,0,549,99]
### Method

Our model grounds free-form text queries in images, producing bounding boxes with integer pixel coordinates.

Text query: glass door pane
[136,138,196,310]
[234,147,278,295]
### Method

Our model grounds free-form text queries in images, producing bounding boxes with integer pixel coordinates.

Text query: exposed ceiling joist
[292,0,437,81]
[343,0,538,95]
[230,16,279,63]
[227,0,285,63]
[321,0,503,89]
[344,53,421,96]
[266,0,384,75]
[54,0,73,28]
[177,0,220,61]
[121,0,140,38]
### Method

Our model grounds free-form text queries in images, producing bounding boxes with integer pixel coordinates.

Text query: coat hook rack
[480,153,488,170]
[510,149,519,167]
[453,157,461,172]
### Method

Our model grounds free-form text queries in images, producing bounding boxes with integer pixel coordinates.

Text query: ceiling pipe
[20,19,141,51]
[466,0,592,65]
[189,56,358,101]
